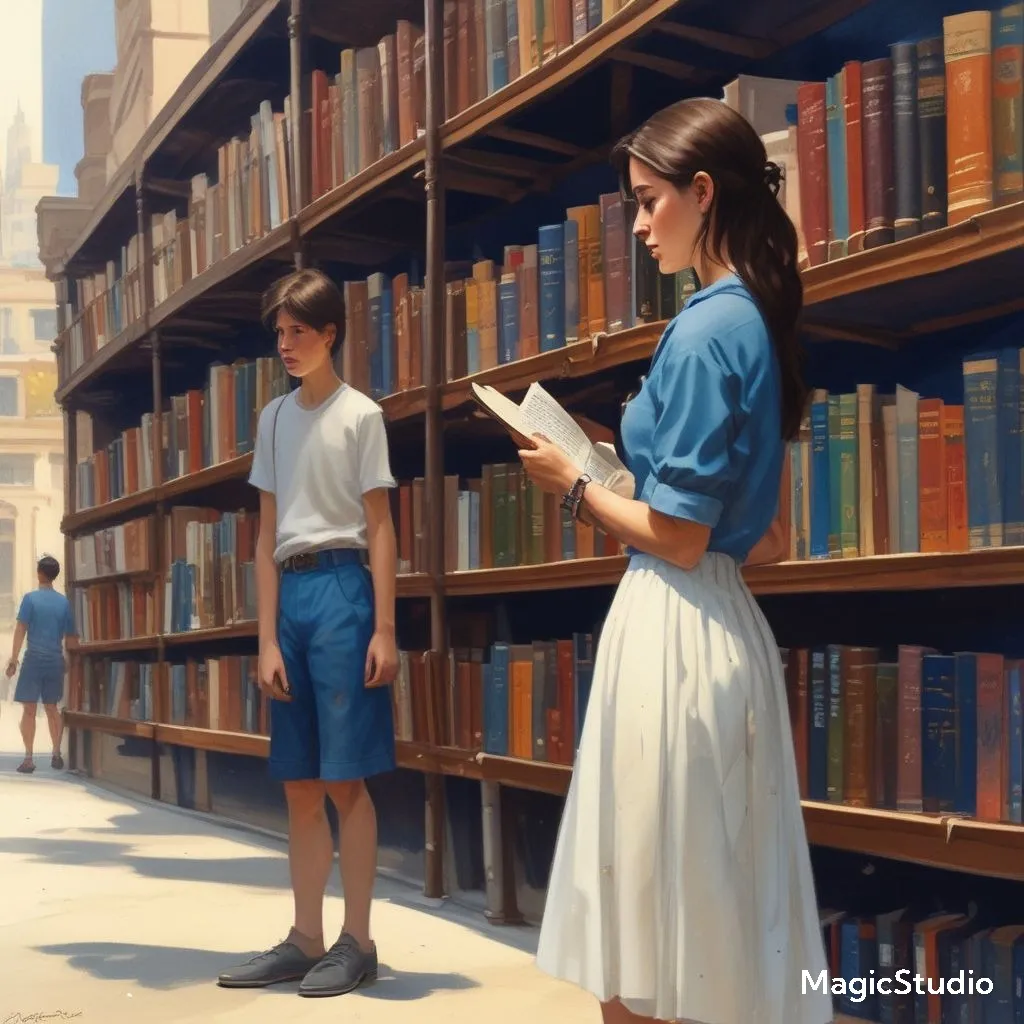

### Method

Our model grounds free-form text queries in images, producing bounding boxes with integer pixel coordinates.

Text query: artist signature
[3,1012,83,1024]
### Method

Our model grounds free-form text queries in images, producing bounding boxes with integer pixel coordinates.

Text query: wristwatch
[561,474,592,521]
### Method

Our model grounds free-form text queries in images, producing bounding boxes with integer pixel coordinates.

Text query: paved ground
[0,698,598,1024]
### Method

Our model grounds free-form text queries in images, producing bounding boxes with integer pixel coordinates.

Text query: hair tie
[764,161,783,196]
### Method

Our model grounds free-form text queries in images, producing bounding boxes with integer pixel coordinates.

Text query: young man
[217,268,400,999]
[6,555,76,773]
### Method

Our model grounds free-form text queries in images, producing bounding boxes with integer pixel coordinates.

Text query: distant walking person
[6,555,76,773]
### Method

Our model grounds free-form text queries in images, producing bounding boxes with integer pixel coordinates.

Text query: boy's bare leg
[327,779,377,952]
[285,780,332,955]
[44,704,62,761]
[19,702,36,766]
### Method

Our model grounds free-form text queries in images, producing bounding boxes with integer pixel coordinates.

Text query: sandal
[16,760,34,774]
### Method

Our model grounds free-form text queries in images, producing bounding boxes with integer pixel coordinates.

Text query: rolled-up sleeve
[639,348,740,529]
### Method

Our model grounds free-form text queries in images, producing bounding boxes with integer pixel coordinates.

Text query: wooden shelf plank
[63,710,154,739]
[163,622,258,646]
[444,547,1024,598]
[62,486,161,535]
[395,741,483,780]
[77,635,160,655]
[152,723,269,758]
[55,316,149,405]
[478,753,572,796]
[298,140,426,235]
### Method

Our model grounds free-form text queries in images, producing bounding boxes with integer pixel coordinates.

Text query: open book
[470,381,634,494]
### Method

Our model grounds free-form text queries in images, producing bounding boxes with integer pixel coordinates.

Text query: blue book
[498,274,518,364]
[537,223,565,352]
[994,5,1024,207]
[921,654,956,812]
[954,652,978,815]
[563,217,579,344]
[825,73,849,259]
[998,348,1022,545]
[573,632,594,752]
[964,353,1002,548]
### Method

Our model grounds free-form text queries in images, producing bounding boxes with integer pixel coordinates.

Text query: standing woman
[520,98,832,1024]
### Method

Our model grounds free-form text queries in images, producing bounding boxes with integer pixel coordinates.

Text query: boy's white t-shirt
[248,383,396,563]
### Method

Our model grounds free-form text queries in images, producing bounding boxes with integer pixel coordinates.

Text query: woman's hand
[258,642,292,701]
[518,435,580,496]
[365,629,399,688]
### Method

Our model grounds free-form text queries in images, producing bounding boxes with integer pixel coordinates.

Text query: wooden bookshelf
[52,0,1024,970]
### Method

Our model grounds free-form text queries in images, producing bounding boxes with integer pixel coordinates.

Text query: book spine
[563,217,579,344]
[796,82,830,267]
[998,348,1023,545]
[963,354,1002,548]
[993,3,1024,205]
[917,37,948,232]
[921,654,956,812]
[944,10,995,224]
[843,61,866,254]
[953,653,977,816]
[810,395,831,558]
[537,223,565,351]
[826,73,849,260]
[891,42,922,240]
[862,58,896,248]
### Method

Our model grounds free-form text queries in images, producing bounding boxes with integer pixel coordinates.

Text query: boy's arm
[7,595,29,675]
[363,488,399,686]
[256,489,280,651]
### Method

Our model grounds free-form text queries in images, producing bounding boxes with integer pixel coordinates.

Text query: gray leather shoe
[298,933,377,997]
[217,938,322,988]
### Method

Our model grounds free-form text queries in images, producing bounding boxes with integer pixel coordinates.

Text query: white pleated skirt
[535,551,833,1024]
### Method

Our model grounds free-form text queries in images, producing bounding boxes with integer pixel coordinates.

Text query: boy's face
[275,308,335,377]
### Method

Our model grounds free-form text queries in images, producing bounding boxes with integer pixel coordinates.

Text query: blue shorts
[14,650,66,705]
[270,548,396,783]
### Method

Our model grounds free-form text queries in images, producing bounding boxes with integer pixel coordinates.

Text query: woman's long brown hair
[611,98,808,442]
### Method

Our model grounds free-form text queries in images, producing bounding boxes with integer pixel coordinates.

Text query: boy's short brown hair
[261,269,346,358]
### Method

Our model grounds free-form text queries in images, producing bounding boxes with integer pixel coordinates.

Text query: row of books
[442,0,633,123]
[756,6,1024,271]
[440,463,620,573]
[784,643,1022,825]
[164,507,258,635]
[784,352,1024,562]
[72,355,289,511]
[151,99,293,318]
[820,904,1024,1023]
[74,658,157,721]
[55,230,146,385]
[72,516,153,582]
[71,580,157,645]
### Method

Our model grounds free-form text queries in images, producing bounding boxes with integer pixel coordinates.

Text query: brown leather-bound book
[975,651,1006,821]
[786,647,810,798]
[556,639,575,764]
[309,69,329,199]
[480,465,494,569]
[896,644,935,812]
[843,646,879,807]
[472,0,487,103]
[843,61,866,253]
[445,280,467,381]
[944,10,994,223]
[356,48,383,174]
[917,397,947,552]
[600,192,629,333]
[516,245,539,357]
[444,474,459,573]
[554,0,573,50]
[517,0,536,74]
[396,21,417,147]
[942,404,968,551]
[994,4,1024,206]
[862,58,896,248]
[456,0,472,113]
[392,273,410,390]
[409,287,423,387]
[874,662,899,809]
[509,645,534,759]
[796,82,829,267]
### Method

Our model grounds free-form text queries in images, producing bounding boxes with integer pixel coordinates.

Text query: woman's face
[628,156,710,275]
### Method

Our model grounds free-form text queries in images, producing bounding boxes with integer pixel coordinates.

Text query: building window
[30,308,57,341]
[0,308,15,354]
[0,378,18,417]
[0,455,34,487]
[49,453,64,491]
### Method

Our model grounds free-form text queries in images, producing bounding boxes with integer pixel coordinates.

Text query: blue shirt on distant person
[18,588,75,661]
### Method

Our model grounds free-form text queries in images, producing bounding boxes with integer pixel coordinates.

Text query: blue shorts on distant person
[14,649,66,705]
[270,547,396,783]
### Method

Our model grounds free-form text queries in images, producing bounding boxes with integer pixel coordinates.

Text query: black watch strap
[560,474,592,520]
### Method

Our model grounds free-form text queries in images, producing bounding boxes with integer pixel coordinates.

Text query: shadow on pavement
[33,941,481,1000]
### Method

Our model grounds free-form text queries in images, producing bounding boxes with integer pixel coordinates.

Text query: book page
[471,384,533,444]
[519,383,595,468]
